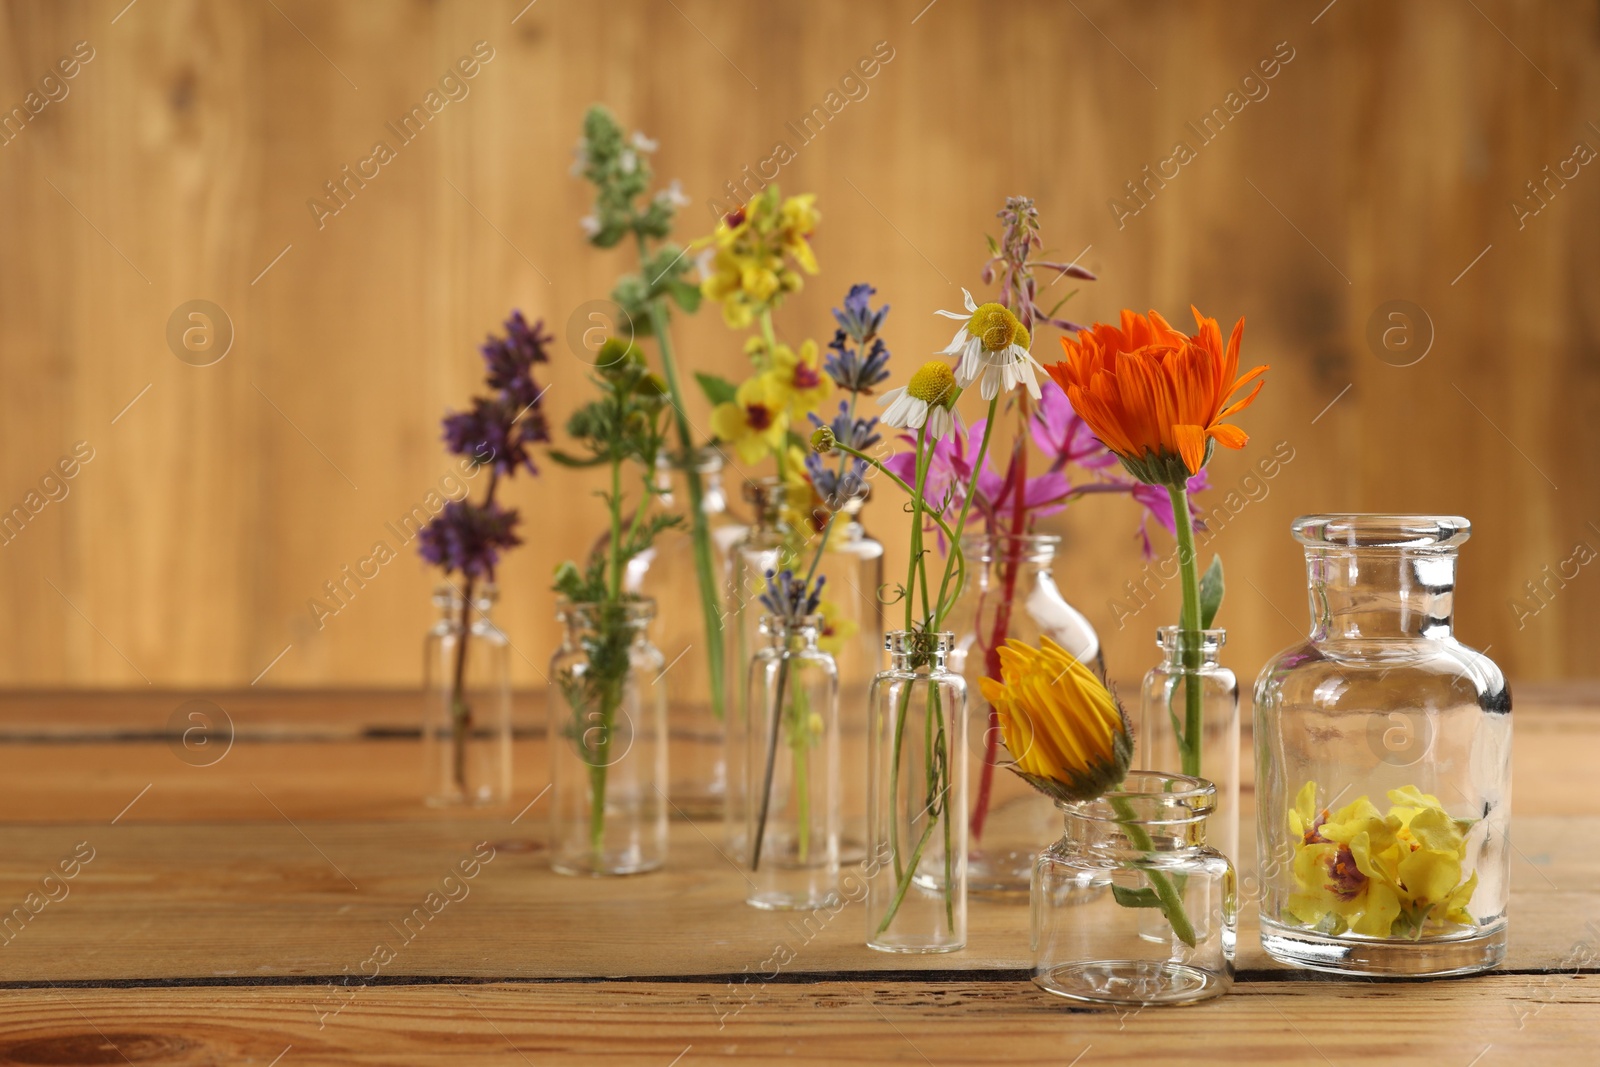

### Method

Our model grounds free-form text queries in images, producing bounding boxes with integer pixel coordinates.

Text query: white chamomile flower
[879,361,958,441]
[934,288,1042,401]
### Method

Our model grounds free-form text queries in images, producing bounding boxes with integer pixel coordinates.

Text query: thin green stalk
[750,655,789,870]
[1166,483,1203,777]
[1110,794,1197,948]
[907,425,929,630]
[640,250,724,722]
[932,394,999,630]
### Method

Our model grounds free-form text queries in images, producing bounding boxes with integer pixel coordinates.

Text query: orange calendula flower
[1045,307,1268,485]
[979,636,1132,804]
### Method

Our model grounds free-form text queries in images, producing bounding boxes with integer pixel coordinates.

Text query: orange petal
[1173,423,1208,474]
[1218,372,1266,419]
[1208,422,1249,450]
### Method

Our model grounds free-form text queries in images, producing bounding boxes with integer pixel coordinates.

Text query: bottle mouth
[1155,626,1225,652]
[741,476,786,508]
[884,630,955,656]
[1061,771,1216,824]
[557,595,656,626]
[657,445,726,474]
[433,582,499,609]
[959,532,1060,562]
[759,613,822,636]
[1292,514,1470,551]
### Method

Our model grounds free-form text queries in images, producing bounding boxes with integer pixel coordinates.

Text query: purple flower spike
[418,500,523,580]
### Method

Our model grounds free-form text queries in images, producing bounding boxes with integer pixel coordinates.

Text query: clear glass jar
[1139,628,1240,863]
[628,447,741,819]
[1253,515,1510,976]
[723,478,799,861]
[548,597,669,877]
[948,533,1103,896]
[422,583,511,807]
[819,491,884,865]
[745,615,840,910]
[865,631,967,953]
[1033,771,1236,1006]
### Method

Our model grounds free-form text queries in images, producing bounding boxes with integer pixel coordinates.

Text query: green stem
[1110,794,1197,948]
[750,654,789,870]
[906,425,928,631]
[932,394,999,630]
[641,251,725,722]
[1167,483,1203,778]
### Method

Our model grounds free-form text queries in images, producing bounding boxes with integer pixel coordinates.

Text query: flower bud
[811,425,836,454]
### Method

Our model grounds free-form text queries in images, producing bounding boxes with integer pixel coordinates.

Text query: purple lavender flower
[824,285,892,394]
[805,450,868,509]
[418,500,523,579]
[832,283,890,344]
[757,569,824,625]
[480,310,552,411]
[809,401,881,452]
[441,397,545,476]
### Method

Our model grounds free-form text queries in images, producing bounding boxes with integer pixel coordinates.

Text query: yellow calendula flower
[1286,782,1478,939]
[978,637,1132,804]
[815,599,859,656]
[765,339,832,419]
[710,376,789,464]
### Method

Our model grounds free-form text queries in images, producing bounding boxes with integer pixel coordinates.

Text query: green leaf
[668,279,702,314]
[546,449,606,469]
[695,371,738,407]
[1199,555,1224,629]
[1111,885,1163,909]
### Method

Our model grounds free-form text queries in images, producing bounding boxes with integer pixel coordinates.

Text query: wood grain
[0,0,1594,689]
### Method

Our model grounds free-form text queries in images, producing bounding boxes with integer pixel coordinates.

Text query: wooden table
[0,687,1594,1065]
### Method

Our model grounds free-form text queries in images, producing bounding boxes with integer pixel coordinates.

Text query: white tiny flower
[579,214,601,237]
[934,289,1041,401]
[620,148,637,174]
[630,130,659,153]
[656,179,690,209]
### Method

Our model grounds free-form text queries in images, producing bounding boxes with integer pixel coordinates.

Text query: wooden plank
[0,977,1592,1065]
[0,1,1596,689]
[0,810,1586,982]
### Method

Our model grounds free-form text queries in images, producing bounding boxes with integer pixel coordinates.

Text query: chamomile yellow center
[907,361,956,405]
[967,302,1030,352]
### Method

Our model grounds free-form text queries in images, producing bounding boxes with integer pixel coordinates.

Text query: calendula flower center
[907,361,956,405]
[966,302,1030,352]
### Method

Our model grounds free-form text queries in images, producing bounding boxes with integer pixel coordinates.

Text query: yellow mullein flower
[710,376,789,464]
[765,339,832,419]
[978,636,1133,804]
[815,599,859,656]
[780,444,826,533]
[1286,781,1478,938]
[695,186,820,327]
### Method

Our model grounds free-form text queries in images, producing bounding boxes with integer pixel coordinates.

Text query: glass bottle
[948,533,1104,896]
[1032,771,1236,1006]
[548,597,669,877]
[422,583,511,807]
[628,447,742,819]
[1139,627,1240,863]
[818,490,884,864]
[745,614,840,910]
[865,631,967,953]
[723,478,799,860]
[1254,515,1510,976]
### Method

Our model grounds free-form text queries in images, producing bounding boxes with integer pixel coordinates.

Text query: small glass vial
[1254,515,1510,977]
[949,533,1104,896]
[723,478,798,861]
[745,614,840,910]
[1032,771,1236,1006]
[1139,627,1240,863]
[548,598,669,877]
[865,631,967,953]
[628,447,741,819]
[422,583,511,807]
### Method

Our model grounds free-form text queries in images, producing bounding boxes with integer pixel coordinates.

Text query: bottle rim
[1292,514,1470,551]
[556,595,657,625]
[1059,770,1216,824]
[959,532,1060,562]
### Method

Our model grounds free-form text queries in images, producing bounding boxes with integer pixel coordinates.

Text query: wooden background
[0,0,1595,690]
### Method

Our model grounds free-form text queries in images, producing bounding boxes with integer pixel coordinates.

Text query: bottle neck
[433,585,496,627]
[1306,548,1457,641]
[1157,627,1225,669]
[1059,772,1215,855]
[559,600,655,647]
[762,616,823,653]
[962,534,1058,586]
[656,448,727,517]
[885,630,953,672]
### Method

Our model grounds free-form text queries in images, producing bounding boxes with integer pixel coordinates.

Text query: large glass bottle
[745,615,840,910]
[865,631,967,953]
[548,597,669,877]
[1254,515,1510,976]
[1139,627,1240,863]
[723,479,798,860]
[948,533,1103,895]
[628,447,742,819]
[422,583,511,807]
[1032,772,1236,1005]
